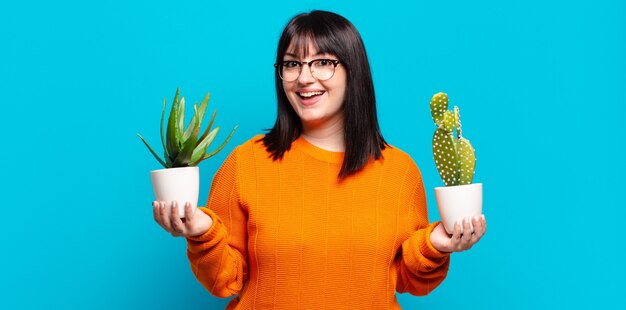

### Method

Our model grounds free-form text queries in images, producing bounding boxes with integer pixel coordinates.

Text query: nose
[297,63,316,84]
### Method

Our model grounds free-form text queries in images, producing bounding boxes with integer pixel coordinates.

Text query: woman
[153,10,486,309]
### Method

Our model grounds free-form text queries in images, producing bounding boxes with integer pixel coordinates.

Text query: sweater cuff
[186,207,224,243]
[419,222,451,259]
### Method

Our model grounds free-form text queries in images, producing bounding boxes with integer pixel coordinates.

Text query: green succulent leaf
[160,97,169,161]
[137,134,168,168]
[166,89,182,161]
[190,127,219,164]
[196,125,238,164]
[196,109,217,144]
[177,96,185,143]
[206,109,217,133]
[183,104,198,142]
[172,113,200,167]
[196,92,210,128]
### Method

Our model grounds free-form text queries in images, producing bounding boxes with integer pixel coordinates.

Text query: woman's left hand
[430,215,486,253]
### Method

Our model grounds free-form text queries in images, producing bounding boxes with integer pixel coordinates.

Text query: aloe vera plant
[430,92,476,186]
[137,88,237,168]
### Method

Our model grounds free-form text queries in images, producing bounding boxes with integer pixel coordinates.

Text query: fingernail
[481,214,486,221]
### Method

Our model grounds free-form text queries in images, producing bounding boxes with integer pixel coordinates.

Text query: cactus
[430,92,476,186]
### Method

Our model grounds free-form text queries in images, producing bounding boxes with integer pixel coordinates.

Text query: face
[282,41,347,129]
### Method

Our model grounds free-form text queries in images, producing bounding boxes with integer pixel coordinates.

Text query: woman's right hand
[153,201,213,238]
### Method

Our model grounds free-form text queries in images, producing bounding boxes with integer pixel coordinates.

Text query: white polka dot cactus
[431,92,476,186]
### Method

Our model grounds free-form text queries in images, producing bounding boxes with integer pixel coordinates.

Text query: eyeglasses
[274,59,342,82]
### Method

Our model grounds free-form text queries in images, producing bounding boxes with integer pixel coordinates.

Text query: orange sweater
[187,135,450,309]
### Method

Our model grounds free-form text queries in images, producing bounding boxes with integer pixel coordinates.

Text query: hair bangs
[284,17,341,59]
[285,30,314,59]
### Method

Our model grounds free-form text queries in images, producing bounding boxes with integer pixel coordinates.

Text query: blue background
[1,0,624,309]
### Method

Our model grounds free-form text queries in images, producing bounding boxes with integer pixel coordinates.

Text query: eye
[282,61,300,69]
[315,59,334,67]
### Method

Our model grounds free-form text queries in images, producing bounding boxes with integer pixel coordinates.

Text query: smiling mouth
[297,91,325,99]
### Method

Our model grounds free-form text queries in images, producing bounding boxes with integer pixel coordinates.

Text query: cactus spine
[430,92,476,186]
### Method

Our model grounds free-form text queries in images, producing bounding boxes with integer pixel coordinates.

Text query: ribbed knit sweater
[186,135,450,309]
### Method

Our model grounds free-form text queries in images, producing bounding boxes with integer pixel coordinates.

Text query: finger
[171,201,180,221]
[471,216,486,243]
[449,220,461,248]
[171,202,185,235]
[160,201,173,232]
[481,214,487,231]
[152,201,167,230]
[474,216,486,235]
[184,202,194,222]
[473,214,486,238]
[460,217,473,248]
[152,201,161,224]
[154,201,167,228]
[451,221,461,239]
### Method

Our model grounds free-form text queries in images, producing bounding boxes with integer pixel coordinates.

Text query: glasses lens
[311,60,335,80]
[278,60,337,81]
[281,61,300,82]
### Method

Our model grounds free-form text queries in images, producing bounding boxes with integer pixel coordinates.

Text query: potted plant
[137,88,237,218]
[430,92,482,234]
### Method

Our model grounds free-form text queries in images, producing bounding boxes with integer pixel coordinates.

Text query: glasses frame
[274,59,342,82]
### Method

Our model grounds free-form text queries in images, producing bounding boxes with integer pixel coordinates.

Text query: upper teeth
[299,91,323,98]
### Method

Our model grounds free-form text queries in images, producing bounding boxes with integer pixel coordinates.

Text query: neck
[301,117,345,152]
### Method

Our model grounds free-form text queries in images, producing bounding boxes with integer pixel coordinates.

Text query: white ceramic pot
[434,183,483,234]
[150,166,199,218]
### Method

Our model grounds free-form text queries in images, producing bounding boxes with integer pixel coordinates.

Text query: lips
[295,90,325,106]
[297,91,325,99]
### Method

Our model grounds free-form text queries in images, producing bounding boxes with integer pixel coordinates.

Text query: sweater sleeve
[395,167,450,296]
[186,148,248,298]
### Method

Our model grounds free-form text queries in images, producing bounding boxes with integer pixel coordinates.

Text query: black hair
[261,10,386,178]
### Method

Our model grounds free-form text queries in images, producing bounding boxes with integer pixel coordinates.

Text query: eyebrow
[284,52,328,59]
